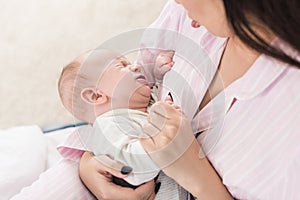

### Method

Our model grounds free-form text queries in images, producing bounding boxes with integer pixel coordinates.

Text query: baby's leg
[10,159,95,200]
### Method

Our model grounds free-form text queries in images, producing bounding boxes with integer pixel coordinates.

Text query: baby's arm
[152,50,175,99]
[83,118,160,187]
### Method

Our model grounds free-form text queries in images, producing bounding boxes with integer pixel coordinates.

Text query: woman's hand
[140,101,201,192]
[140,101,233,199]
[79,152,156,200]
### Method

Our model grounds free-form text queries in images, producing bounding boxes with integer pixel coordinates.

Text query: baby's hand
[153,50,175,83]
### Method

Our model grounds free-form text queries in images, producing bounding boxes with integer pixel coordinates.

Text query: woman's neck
[217,36,260,88]
[198,33,276,111]
[198,36,260,110]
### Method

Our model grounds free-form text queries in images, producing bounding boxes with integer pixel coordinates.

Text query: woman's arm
[79,152,156,200]
[140,101,233,199]
[165,139,233,200]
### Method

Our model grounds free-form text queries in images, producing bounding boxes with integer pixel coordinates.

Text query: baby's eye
[121,60,131,66]
[113,61,124,68]
[113,57,131,68]
[114,63,122,68]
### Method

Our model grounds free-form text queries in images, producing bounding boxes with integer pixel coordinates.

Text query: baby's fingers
[159,50,175,58]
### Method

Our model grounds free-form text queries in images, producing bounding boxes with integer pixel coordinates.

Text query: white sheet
[0,125,74,200]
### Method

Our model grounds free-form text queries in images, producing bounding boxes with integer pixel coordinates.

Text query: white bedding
[0,125,74,199]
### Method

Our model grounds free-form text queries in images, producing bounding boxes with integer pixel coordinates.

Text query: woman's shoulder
[270,39,300,97]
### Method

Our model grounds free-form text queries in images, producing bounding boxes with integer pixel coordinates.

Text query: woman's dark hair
[223,0,300,68]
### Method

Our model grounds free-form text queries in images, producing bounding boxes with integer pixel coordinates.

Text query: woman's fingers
[144,100,178,135]
[148,108,168,128]
[94,154,132,179]
[102,180,156,200]
[134,181,156,200]
[80,152,156,200]
[141,101,195,169]
[143,122,160,138]
[144,102,181,140]
[164,95,183,112]
[150,101,172,118]
[164,95,173,105]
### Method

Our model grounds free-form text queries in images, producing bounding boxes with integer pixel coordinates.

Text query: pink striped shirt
[143,0,300,199]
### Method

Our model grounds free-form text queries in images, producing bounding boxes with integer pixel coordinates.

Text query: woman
[80,0,300,199]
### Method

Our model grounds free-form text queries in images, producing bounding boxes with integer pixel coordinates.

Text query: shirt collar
[226,40,290,101]
[201,35,290,101]
[192,38,291,133]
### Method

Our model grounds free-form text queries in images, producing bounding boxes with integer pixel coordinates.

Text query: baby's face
[98,55,151,110]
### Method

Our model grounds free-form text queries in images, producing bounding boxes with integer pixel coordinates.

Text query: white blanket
[0,125,73,200]
[0,125,190,200]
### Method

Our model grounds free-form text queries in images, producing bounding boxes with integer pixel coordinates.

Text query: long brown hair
[223,0,300,68]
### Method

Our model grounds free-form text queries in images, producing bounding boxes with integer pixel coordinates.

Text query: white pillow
[44,127,75,168]
[0,125,48,199]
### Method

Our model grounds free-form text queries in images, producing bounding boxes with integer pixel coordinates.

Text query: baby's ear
[81,88,108,105]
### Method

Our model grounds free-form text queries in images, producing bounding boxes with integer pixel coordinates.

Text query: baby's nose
[129,64,141,72]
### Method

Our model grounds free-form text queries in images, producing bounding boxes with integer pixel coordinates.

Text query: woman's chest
[197,94,300,199]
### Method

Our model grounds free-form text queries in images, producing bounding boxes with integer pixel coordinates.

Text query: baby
[12,48,189,200]
[58,49,174,188]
